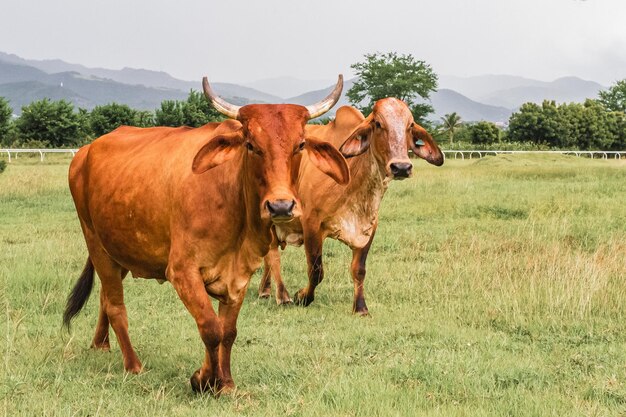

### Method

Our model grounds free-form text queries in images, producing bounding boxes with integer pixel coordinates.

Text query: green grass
[1,153,625,416]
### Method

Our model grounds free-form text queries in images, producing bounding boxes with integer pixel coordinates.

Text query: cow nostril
[266,199,295,218]
[390,162,412,178]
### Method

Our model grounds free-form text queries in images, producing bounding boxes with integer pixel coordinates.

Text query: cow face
[193,105,349,224]
[339,98,443,179]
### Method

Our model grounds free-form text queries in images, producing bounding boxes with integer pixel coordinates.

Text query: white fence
[1,148,625,163]
[442,150,625,160]
[1,148,78,162]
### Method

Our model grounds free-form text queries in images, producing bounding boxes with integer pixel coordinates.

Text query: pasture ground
[1,154,625,417]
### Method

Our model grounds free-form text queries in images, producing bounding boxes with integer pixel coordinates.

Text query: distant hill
[244,76,334,99]
[0,60,189,113]
[429,89,512,122]
[478,77,604,109]
[286,79,355,109]
[439,74,605,109]
[0,51,607,122]
[0,51,280,111]
[439,74,546,101]
[287,79,512,122]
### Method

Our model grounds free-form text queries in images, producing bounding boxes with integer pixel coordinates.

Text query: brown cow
[63,76,348,393]
[258,98,443,314]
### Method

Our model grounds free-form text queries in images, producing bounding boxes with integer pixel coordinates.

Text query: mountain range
[0,51,606,123]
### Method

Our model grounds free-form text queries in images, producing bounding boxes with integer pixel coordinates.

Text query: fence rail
[1,148,78,162]
[442,150,625,160]
[1,148,624,163]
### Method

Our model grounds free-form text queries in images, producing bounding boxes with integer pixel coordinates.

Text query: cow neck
[348,142,390,201]
[240,154,273,255]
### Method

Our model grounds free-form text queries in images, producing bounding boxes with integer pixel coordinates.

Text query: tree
[347,52,438,124]
[0,97,13,146]
[507,101,566,146]
[155,100,184,127]
[508,99,624,150]
[16,99,83,147]
[598,79,626,113]
[182,90,223,127]
[440,112,462,146]
[90,103,140,137]
[134,111,155,128]
[469,121,500,145]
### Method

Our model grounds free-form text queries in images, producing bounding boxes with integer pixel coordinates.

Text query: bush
[16,99,83,148]
[0,159,6,174]
[90,103,139,137]
[469,121,500,145]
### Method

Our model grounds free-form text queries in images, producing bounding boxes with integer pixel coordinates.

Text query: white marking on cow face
[371,98,414,179]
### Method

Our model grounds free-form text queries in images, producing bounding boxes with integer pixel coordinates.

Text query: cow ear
[338,121,372,158]
[410,123,444,166]
[305,137,350,185]
[192,132,244,174]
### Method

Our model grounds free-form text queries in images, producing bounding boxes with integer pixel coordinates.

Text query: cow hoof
[354,308,370,317]
[90,341,110,351]
[190,370,211,394]
[258,292,271,299]
[124,362,143,374]
[190,371,229,395]
[218,380,236,396]
[293,289,313,307]
[278,298,293,306]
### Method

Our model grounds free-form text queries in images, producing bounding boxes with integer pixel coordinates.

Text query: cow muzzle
[266,199,297,223]
[388,162,413,180]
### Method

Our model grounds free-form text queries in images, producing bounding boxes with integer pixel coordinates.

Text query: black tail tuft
[63,257,95,329]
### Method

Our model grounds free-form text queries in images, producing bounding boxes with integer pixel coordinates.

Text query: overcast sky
[1,0,625,85]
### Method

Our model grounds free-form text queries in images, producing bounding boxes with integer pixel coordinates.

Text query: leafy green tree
[90,103,140,137]
[135,111,155,128]
[508,101,566,147]
[347,52,438,124]
[508,99,625,150]
[469,121,500,145]
[440,112,462,145]
[507,102,542,144]
[16,99,83,147]
[0,97,12,142]
[578,99,616,150]
[155,100,184,127]
[182,90,223,127]
[598,79,626,113]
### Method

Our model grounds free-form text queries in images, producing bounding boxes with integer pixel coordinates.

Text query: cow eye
[245,142,255,152]
[414,139,425,146]
[374,121,382,129]
[297,142,306,152]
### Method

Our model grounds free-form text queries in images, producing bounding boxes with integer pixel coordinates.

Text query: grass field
[1,153,625,417]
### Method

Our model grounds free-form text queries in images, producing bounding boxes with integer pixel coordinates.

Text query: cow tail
[63,257,95,329]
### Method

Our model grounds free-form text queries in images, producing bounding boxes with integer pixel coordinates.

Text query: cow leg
[90,290,110,350]
[293,231,324,307]
[351,226,377,316]
[216,300,244,393]
[168,268,222,394]
[258,255,273,299]
[91,267,129,350]
[90,252,141,373]
[259,245,292,305]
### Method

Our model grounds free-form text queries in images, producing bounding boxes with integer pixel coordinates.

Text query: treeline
[438,100,625,150]
[437,80,626,151]
[1,75,625,150]
[0,90,224,148]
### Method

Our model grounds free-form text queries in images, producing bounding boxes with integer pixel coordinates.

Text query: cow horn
[305,74,343,119]
[202,76,241,119]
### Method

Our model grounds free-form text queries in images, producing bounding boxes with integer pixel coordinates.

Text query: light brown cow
[258,98,443,314]
[63,76,348,393]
